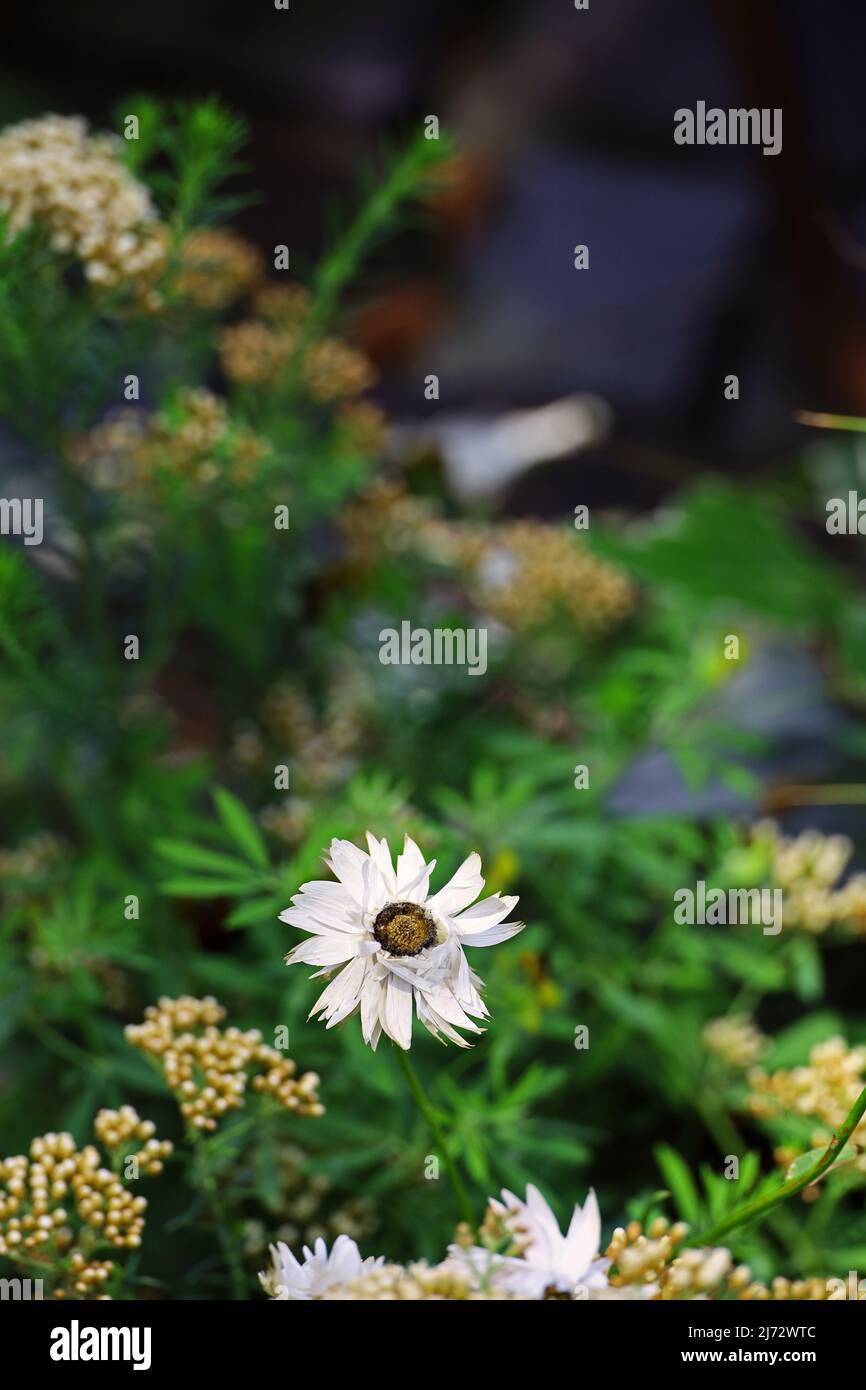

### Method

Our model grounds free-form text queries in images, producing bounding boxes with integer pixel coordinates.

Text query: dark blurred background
[3,0,866,511]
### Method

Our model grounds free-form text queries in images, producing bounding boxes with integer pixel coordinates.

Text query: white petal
[396,835,427,895]
[291,880,355,902]
[365,832,397,895]
[459,918,524,948]
[280,905,360,935]
[497,1261,553,1299]
[420,982,484,1035]
[360,853,389,918]
[562,1189,602,1281]
[448,944,488,1017]
[309,957,367,1024]
[361,975,385,1047]
[490,1189,521,1218]
[397,856,437,905]
[525,1184,560,1240]
[272,1241,302,1278]
[285,935,361,968]
[426,852,484,916]
[327,1235,364,1282]
[452,893,519,931]
[381,972,413,1050]
[415,993,474,1047]
[325,839,370,906]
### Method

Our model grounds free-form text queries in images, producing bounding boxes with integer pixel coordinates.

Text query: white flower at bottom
[452,1184,609,1300]
[259,1235,384,1300]
[282,833,523,1049]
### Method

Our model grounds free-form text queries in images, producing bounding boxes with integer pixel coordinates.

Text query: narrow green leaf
[156,837,253,877]
[214,787,270,867]
[226,897,282,928]
[159,876,258,898]
[654,1144,703,1225]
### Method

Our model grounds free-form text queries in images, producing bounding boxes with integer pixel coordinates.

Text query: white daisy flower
[452,1184,610,1300]
[259,1234,384,1300]
[281,832,523,1050]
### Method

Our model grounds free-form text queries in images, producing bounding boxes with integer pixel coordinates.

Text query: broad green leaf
[785,1143,858,1182]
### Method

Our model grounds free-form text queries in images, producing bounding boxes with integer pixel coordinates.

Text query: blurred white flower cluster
[0,114,165,290]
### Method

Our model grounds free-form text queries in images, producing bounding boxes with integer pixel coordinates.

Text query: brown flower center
[373,901,437,957]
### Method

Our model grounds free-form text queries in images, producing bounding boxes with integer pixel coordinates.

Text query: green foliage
[3,94,866,1299]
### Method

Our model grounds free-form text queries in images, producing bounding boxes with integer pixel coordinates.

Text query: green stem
[393,1046,476,1233]
[307,128,451,338]
[276,127,453,405]
[696,1094,743,1159]
[684,1081,866,1249]
[191,1137,247,1300]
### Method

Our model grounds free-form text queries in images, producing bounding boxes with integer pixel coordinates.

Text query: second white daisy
[259,1235,383,1300]
[453,1184,610,1299]
[282,833,523,1050]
